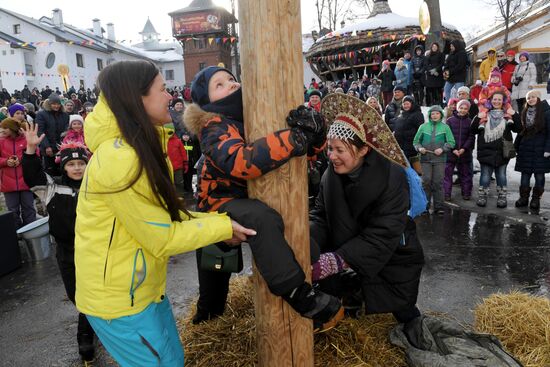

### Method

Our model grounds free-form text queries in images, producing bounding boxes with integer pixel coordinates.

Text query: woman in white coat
[511,51,537,111]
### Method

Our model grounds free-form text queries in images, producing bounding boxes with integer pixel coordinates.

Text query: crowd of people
[0,46,549,365]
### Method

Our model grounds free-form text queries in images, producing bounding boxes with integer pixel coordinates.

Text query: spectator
[384,86,406,130]
[514,90,550,211]
[165,123,188,197]
[393,95,424,165]
[308,90,322,112]
[500,50,518,91]
[366,96,383,116]
[35,93,69,176]
[443,40,468,102]
[21,85,31,102]
[471,91,522,208]
[62,115,85,145]
[378,60,396,107]
[394,58,409,91]
[511,51,537,111]
[64,100,75,115]
[444,99,475,201]
[411,45,426,106]
[479,48,498,83]
[424,43,445,106]
[413,105,456,214]
[457,86,479,119]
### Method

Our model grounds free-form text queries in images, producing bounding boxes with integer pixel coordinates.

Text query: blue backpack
[404,167,428,219]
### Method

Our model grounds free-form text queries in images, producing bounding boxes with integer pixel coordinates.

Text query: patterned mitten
[311,252,349,281]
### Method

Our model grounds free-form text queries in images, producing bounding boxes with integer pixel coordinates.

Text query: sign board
[172,11,222,36]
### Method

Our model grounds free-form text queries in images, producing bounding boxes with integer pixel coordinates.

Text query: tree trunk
[238,0,314,366]
[425,0,443,50]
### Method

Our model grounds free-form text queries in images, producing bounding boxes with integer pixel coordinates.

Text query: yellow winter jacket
[75,96,233,319]
[479,48,497,82]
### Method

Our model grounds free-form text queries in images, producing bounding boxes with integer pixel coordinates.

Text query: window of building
[97,58,103,71]
[530,52,550,85]
[13,24,21,34]
[25,64,33,75]
[199,62,206,71]
[80,80,85,89]
[165,69,174,81]
[76,53,84,68]
[45,52,55,68]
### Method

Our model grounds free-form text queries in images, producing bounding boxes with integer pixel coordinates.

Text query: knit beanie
[489,67,502,80]
[59,142,89,169]
[402,95,415,105]
[0,117,22,133]
[69,114,84,126]
[172,98,184,107]
[457,86,470,95]
[519,51,529,60]
[23,103,35,113]
[8,103,25,117]
[393,85,406,93]
[457,99,471,110]
[308,89,322,98]
[506,50,516,57]
[191,66,236,107]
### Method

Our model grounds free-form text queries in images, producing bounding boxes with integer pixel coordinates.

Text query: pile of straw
[179,276,405,367]
[474,291,550,367]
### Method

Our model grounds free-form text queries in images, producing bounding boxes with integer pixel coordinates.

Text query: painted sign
[173,12,222,35]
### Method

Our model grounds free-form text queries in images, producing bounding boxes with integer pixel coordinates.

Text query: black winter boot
[283,283,344,333]
[515,186,531,207]
[77,313,95,362]
[530,187,544,211]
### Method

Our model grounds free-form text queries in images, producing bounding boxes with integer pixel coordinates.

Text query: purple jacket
[446,112,475,163]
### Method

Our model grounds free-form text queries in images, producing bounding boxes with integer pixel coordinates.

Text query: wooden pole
[239,0,314,366]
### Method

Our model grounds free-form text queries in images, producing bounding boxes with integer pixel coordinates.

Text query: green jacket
[413,119,456,163]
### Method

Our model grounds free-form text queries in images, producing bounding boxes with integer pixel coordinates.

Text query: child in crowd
[366,96,383,116]
[470,80,483,105]
[21,122,95,362]
[8,103,26,123]
[445,98,459,121]
[443,100,475,201]
[0,118,36,228]
[477,68,514,129]
[165,123,188,197]
[413,106,456,214]
[183,66,343,330]
[62,115,85,144]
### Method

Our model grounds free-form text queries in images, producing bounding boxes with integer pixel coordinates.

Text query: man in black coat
[444,40,469,103]
[384,86,406,130]
[424,43,445,106]
[35,93,69,176]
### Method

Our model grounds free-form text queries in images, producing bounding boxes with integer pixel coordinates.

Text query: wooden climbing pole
[239,0,314,366]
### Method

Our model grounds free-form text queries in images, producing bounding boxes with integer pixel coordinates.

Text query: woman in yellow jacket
[75,60,255,366]
[479,48,498,83]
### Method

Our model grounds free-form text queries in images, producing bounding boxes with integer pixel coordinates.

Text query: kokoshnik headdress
[321,93,408,167]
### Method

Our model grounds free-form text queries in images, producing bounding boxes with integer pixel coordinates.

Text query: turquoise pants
[87,297,184,366]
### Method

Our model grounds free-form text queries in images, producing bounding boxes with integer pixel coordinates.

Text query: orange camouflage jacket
[184,103,308,212]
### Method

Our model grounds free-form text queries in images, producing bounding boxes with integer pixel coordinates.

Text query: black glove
[286,106,326,135]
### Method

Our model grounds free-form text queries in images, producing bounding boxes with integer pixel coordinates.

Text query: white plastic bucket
[17,217,51,261]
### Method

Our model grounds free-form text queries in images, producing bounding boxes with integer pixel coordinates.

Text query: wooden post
[239,0,314,366]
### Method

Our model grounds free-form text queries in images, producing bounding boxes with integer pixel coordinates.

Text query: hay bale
[179,276,406,367]
[474,291,550,367]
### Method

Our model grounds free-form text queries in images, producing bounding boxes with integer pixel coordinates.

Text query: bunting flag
[307,34,430,64]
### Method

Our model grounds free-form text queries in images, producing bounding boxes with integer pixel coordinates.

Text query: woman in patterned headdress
[309,93,425,338]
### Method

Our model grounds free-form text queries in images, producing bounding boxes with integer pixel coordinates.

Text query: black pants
[195,199,305,314]
[426,87,442,106]
[516,98,526,111]
[56,243,95,341]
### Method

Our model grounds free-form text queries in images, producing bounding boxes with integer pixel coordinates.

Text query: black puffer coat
[514,100,550,174]
[379,69,396,93]
[35,99,69,153]
[471,113,522,167]
[411,46,426,84]
[424,49,445,89]
[444,40,468,84]
[393,103,425,158]
[310,151,425,313]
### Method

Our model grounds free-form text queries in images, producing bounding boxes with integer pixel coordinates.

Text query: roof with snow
[128,46,182,63]
[140,18,159,36]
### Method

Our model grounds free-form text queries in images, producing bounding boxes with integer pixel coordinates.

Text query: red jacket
[167,134,188,172]
[500,61,517,91]
[470,85,483,104]
[0,134,36,192]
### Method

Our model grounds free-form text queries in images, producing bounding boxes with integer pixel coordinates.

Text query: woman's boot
[496,187,508,208]
[515,186,531,207]
[476,187,488,207]
[530,187,544,211]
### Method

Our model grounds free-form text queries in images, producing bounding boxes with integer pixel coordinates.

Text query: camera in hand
[513,76,523,86]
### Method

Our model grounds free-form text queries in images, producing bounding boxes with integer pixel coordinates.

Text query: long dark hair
[520,97,545,136]
[97,60,190,221]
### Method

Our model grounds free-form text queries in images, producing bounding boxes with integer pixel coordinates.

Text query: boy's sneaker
[284,283,344,333]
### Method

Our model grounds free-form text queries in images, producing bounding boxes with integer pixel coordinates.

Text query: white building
[0,8,186,93]
[466,0,549,98]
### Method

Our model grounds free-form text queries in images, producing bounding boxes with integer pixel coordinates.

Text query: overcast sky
[0,0,496,43]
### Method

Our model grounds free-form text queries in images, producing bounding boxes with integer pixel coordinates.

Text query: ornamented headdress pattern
[321,93,408,168]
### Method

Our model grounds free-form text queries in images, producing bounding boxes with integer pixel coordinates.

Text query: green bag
[199,244,243,273]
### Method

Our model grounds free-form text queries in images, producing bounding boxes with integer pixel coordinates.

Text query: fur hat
[48,93,61,105]
[457,86,470,95]
[457,99,471,110]
[8,103,25,117]
[321,93,408,167]
[519,51,529,60]
[190,66,236,107]
[58,142,89,169]
[0,117,22,133]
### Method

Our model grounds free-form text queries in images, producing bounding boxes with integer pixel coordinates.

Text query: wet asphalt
[1,175,549,366]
